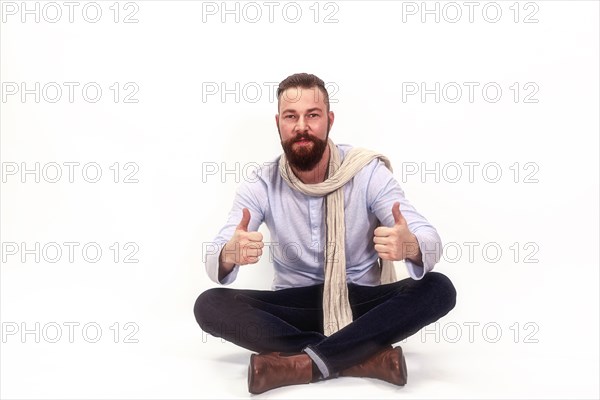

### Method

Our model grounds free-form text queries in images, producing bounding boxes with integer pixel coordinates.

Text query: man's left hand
[373,202,421,263]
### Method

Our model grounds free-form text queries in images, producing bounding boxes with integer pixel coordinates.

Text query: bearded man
[194,73,457,394]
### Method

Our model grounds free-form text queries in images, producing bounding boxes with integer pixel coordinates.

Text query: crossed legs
[194,271,456,391]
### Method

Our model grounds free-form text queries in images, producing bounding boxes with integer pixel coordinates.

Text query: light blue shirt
[205,144,443,289]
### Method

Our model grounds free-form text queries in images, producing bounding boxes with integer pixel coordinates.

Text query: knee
[422,272,457,313]
[193,287,230,331]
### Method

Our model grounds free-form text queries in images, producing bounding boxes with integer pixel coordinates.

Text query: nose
[294,116,308,133]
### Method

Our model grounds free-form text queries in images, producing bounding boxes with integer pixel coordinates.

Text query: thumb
[392,202,406,226]
[237,208,251,231]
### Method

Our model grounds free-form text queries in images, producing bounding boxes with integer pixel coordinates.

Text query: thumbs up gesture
[373,202,420,262]
[221,208,264,266]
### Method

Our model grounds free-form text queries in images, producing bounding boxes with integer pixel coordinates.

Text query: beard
[281,131,329,172]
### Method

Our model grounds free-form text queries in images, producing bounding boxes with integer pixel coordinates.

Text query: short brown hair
[277,73,330,112]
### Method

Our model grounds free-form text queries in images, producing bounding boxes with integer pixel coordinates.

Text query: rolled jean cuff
[303,345,331,379]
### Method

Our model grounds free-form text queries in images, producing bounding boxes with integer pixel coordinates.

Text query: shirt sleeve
[205,178,267,285]
[366,159,443,280]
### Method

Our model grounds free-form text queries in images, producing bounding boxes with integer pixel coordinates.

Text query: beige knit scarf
[279,139,397,336]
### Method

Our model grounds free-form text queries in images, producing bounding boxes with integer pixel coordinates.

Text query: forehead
[279,87,325,113]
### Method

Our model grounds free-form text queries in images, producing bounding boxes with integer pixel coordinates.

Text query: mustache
[292,133,316,143]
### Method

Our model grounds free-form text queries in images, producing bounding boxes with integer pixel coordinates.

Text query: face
[276,86,334,171]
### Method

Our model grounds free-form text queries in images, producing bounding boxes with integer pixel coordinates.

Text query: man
[195,73,456,394]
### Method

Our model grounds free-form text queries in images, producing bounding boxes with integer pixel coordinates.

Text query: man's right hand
[220,208,264,268]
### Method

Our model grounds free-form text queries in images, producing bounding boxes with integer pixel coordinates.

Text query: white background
[1,1,598,398]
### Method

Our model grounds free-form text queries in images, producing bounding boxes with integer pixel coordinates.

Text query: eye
[308,113,319,118]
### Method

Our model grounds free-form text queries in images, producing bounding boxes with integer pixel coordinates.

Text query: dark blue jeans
[194,271,456,377]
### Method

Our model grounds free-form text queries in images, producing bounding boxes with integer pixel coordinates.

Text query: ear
[275,114,279,127]
[328,111,335,129]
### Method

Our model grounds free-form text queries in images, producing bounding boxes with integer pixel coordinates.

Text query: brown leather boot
[248,352,313,394]
[340,346,407,386]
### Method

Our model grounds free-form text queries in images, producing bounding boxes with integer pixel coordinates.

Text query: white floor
[2,262,598,399]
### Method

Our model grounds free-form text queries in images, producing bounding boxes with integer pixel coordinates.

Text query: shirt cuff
[405,259,426,280]
[205,244,240,285]
[404,230,441,280]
